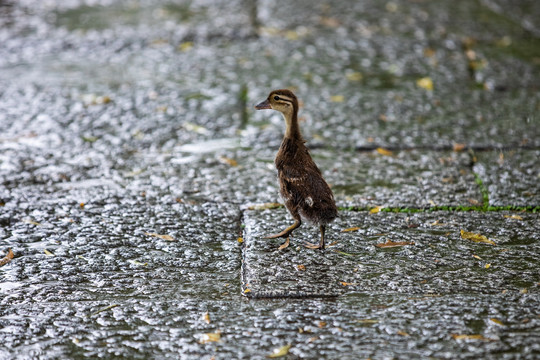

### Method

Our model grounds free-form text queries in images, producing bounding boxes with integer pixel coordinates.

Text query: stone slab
[242,209,540,298]
[1,293,539,359]
[0,186,241,303]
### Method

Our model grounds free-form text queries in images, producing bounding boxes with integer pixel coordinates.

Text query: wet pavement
[1,0,539,359]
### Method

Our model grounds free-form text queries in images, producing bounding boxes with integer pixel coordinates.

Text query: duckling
[255,89,338,250]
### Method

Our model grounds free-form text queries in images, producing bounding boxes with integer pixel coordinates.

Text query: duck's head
[255,89,298,118]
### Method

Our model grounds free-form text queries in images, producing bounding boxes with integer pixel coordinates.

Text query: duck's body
[255,89,337,250]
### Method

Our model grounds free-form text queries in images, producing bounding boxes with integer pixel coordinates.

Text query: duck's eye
[273,95,280,101]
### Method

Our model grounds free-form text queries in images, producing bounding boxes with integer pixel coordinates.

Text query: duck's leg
[304,225,326,250]
[264,219,301,240]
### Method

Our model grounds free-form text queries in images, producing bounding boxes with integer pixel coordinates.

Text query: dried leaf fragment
[355,319,378,324]
[0,249,14,267]
[44,249,55,256]
[90,304,118,317]
[247,203,283,210]
[267,344,291,358]
[451,334,494,341]
[490,318,505,326]
[341,227,361,232]
[198,331,221,344]
[145,232,175,241]
[504,215,523,220]
[218,156,238,167]
[23,219,41,226]
[128,259,148,266]
[202,312,211,324]
[453,143,466,152]
[376,147,393,156]
[460,230,496,245]
[397,330,410,336]
[183,122,209,134]
[296,264,306,271]
[375,240,415,248]
[340,281,356,286]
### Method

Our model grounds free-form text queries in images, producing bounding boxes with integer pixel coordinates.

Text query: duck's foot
[263,219,301,239]
[303,225,327,250]
[278,237,290,250]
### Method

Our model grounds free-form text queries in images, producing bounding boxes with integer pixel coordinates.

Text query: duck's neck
[282,109,303,141]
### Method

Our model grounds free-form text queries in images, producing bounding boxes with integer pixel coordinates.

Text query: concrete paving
[0,0,539,359]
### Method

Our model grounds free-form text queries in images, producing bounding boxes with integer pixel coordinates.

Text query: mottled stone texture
[0,0,539,359]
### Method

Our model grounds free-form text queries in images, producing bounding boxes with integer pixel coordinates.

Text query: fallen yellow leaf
[473,255,482,260]
[285,30,299,40]
[370,206,384,214]
[243,288,251,294]
[346,72,363,82]
[330,95,345,103]
[44,249,55,256]
[376,147,393,156]
[485,263,491,269]
[179,41,193,52]
[397,330,410,336]
[416,77,434,91]
[267,344,291,358]
[297,264,306,271]
[460,230,496,245]
[237,237,244,243]
[145,232,175,241]
[490,318,505,326]
[341,227,361,232]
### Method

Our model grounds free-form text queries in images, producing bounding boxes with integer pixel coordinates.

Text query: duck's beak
[255,99,271,110]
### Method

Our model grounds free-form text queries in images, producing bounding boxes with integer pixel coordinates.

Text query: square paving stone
[242,209,540,298]
[473,149,540,207]
[0,185,242,304]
